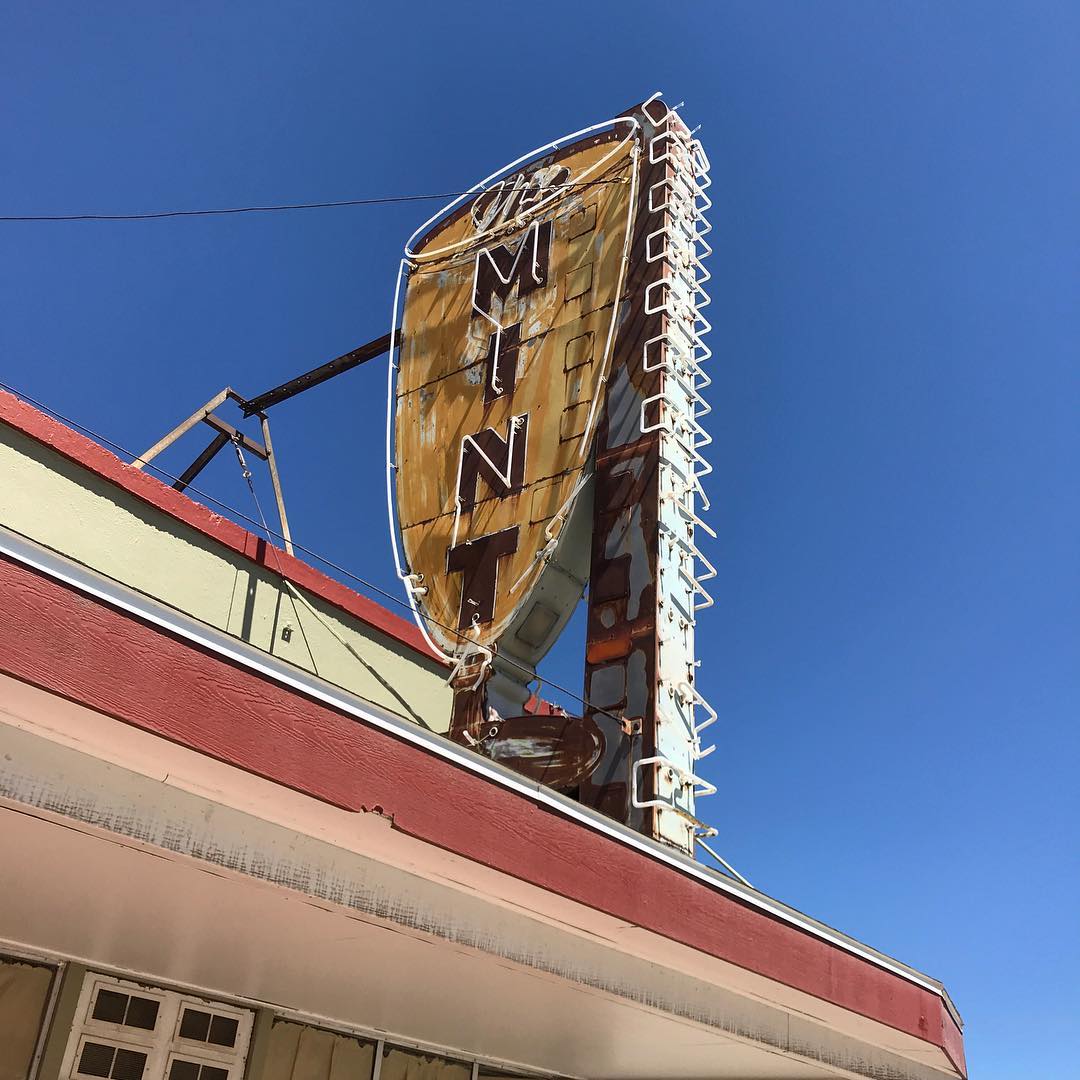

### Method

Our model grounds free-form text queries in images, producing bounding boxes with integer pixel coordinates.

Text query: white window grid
[59,973,253,1080]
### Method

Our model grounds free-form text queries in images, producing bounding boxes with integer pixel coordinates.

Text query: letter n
[458,416,528,511]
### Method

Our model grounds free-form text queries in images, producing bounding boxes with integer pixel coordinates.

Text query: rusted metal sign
[388,98,715,856]
[394,133,637,651]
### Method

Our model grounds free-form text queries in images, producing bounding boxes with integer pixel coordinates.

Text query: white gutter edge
[0,525,961,1030]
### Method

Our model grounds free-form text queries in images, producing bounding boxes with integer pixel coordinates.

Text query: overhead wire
[223,423,435,731]
[0,181,627,223]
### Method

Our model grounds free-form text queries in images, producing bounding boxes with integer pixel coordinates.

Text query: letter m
[473,220,553,318]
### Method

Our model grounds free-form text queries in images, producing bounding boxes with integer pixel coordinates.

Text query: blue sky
[2,3,1077,1075]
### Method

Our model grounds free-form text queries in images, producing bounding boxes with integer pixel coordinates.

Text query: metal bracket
[132,388,295,556]
[631,754,718,812]
[129,331,394,560]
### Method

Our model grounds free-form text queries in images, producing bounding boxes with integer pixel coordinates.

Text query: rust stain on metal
[586,634,633,664]
[392,101,710,852]
[395,136,637,652]
[483,712,605,789]
[578,103,676,833]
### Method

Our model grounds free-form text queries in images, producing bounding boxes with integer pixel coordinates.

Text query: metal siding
[0,423,452,733]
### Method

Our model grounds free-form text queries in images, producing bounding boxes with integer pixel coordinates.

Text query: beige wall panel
[0,424,451,733]
[0,956,53,1080]
[260,1020,375,1080]
[379,1048,470,1080]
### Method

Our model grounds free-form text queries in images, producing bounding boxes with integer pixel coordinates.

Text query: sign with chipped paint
[392,131,638,656]
[388,99,717,856]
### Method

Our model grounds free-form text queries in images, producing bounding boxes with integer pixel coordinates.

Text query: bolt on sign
[388,96,716,855]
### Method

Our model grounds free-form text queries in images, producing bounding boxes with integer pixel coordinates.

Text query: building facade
[0,389,965,1080]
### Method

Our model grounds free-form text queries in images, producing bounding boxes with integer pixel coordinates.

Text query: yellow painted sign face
[395,134,637,653]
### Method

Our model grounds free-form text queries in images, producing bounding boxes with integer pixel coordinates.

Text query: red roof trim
[0,389,442,663]
[0,553,965,1077]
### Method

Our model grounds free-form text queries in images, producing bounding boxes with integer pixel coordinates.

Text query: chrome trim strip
[0,525,958,1025]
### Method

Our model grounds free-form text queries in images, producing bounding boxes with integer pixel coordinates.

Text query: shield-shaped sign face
[394,127,639,655]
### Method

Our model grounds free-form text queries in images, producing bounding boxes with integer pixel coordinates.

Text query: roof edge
[0,520,964,1068]
[0,388,443,665]
[0,388,965,1073]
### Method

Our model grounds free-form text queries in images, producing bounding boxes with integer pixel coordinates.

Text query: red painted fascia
[0,389,442,664]
[0,554,965,1076]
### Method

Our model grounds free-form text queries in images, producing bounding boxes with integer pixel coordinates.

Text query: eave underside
[0,659,963,1080]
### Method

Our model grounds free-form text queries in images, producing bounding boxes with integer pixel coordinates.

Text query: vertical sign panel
[394,133,638,657]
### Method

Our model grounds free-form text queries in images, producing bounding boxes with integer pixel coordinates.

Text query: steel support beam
[242,333,392,416]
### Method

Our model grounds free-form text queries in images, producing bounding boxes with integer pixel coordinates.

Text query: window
[177,1008,239,1049]
[92,990,160,1031]
[165,1058,230,1080]
[60,975,252,1080]
[74,1040,147,1080]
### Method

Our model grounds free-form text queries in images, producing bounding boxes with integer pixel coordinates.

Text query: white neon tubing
[384,257,455,664]
[577,137,642,460]
[449,416,527,551]
[506,468,592,598]
[385,257,408,585]
[404,112,644,263]
[631,755,717,808]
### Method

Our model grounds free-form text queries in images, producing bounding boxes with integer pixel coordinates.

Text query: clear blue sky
[3,4,1077,1075]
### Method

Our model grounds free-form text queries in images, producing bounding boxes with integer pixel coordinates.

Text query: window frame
[58,974,253,1080]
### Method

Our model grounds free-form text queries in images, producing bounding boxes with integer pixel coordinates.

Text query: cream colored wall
[0,423,451,733]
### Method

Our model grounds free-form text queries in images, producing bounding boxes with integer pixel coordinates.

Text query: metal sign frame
[387,95,717,856]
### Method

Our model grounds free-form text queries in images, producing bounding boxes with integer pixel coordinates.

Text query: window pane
[179,1008,212,1041]
[207,1014,238,1047]
[92,990,128,1025]
[77,1042,115,1078]
[124,996,159,1031]
[110,1049,147,1080]
[200,1068,229,1080]
[168,1062,199,1080]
